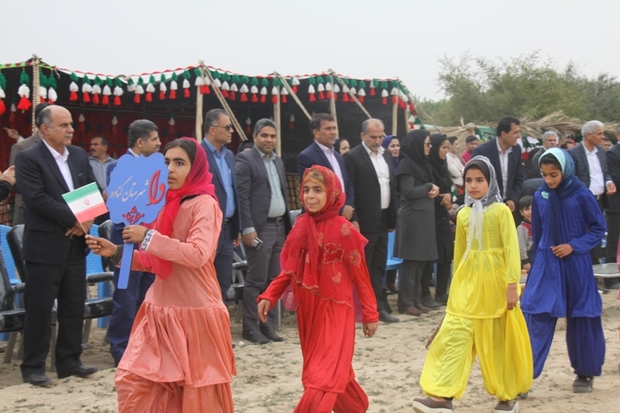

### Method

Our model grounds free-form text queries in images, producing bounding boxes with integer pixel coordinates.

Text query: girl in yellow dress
[412,156,532,413]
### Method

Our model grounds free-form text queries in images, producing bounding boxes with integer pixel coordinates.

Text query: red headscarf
[147,137,217,279]
[281,165,366,300]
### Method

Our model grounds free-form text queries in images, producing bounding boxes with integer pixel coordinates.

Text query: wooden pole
[392,99,398,136]
[405,107,410,133]
[201,64,248,141]
[331,72,372,119]
[329,75,337,125]
[273,72,312,121]
[274,86,281,156]
[31,55,41,135]
[195,62,204,141]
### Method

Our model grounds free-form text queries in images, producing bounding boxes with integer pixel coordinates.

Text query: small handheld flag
[62,182,108,223]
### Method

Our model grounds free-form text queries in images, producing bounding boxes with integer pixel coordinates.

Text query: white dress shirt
[42,139,75,191]
[584,145,605,196]
[496,139,512,199]
[361,142,391,209]
[316,141,345,190]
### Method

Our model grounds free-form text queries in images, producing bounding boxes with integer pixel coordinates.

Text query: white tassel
[281,87,289,95]
[333,84,340,93]
[317,83,325,92]
[112,116,118,125]
[222,81,230,91]
[114,86,123,96]
[102,85,112,96]
[126,82,136,92]
[194,76,204,86]
[326,83,332,91]
[11,103,16,112]
[250,85,258,94]
[231,83,238,92]
[390,87,398,96]
[289,114,295,122]
[271,86,279,95]
[146,83,156,93]
[183,79,190,89]
[79,114,85,122]
[292,77,300,86]
[18,84,30,97]
[159,82,167,92]
[381,89,389,98]
[169,117,175,126]
[48,88,58,102]
[39,86,47,99]
[170,80,178,91]
[135,85,144,95]
[260,86,267,95]
[358,88,366,97]
[240,84,249,93]
[213,78,222,88]
[69,82,78,92]
[92,84,102,94]
[350,87,356,95]
[0,88,5,99]
[308,84,315,94]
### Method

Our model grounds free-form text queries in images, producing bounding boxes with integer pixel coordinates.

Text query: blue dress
[521,187,605,317]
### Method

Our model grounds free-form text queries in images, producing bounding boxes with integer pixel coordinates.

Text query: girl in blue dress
[521,147,606,393]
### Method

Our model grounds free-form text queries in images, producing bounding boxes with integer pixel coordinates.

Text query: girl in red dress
[258,165,379,413]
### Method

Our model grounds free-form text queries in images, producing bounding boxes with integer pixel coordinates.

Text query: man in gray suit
[569,120,616,264]
[9,103,53,225]
[236,119,291,344]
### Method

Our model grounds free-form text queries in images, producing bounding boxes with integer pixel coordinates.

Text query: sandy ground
[0,290,618,413]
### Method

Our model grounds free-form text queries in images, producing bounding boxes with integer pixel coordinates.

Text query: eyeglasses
[214,124,234,131]
[424,141,432,146]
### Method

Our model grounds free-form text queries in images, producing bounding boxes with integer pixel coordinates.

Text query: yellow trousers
[420,309,533,401]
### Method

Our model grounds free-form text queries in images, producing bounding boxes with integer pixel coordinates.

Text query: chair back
[289,209,302,226]
[0,253,15,311]
[98,219,114,241]
[86,224,105,275]
[386,231,403,271]
[0,225,18,284]
[6,225,25,282]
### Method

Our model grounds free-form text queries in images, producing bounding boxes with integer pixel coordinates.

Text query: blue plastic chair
[86,224,113,329]
[386,231,403,271]
[0,225,19,285]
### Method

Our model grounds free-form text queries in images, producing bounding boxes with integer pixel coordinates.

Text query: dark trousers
[21,241,86,376]
[398,260,432,309]
[524,313,605,378]
[422,262,451,298]
[108,268,154,363]
[214,221,234,301]
[363,230,389,312]
[242,222,286,333]
[604,212,620,287]
[589,197,605,264]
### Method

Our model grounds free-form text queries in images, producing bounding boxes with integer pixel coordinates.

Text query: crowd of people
[2,103,620,412]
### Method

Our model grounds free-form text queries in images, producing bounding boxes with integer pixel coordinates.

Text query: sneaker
[494,399,518,413]
[422,298,442,309]
[412,397,453,413]
[572,375,593,393]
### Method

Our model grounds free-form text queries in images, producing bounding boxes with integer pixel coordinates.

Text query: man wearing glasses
[201,109,242,302]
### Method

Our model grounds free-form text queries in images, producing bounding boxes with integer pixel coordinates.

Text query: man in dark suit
[473,116,524,219]
[9,103,53,225]
[604,124,620,289]
[15,105,99,386]
[344,118,399,323]
[200,108,241,300]
[105,119,159,366]
[569,120,616,265]
[236,119,291,344]
[297,113,356,225]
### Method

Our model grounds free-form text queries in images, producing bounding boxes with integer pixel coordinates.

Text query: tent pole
[274,85,281,155]
[31,55,41,134]
[273,72,312,121]
[328,70,338,125]
[392,100,398,136]
[201,64,248,141]
[331,72,371,119]
[195,61,204,142]
[405,107,410,132]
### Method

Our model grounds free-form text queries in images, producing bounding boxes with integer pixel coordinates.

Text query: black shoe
[57,364,99,379]
[260,327,285,342]
[435,294,449,305]
[379,310,400,323]
[23,373,53,387]
[386,283,399,294]
[422,298,442,309]
[242,330,272,344]
[572,375,593,393]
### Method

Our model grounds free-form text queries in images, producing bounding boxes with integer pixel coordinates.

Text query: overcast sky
[2,0,618,101]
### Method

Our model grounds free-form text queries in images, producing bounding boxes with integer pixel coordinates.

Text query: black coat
[473,138,524,204]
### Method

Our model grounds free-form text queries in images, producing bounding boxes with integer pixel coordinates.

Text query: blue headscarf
[382,135,399,174]
[538,147,585,244]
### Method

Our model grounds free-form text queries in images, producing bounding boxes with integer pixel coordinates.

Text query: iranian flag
[62,182,108,223]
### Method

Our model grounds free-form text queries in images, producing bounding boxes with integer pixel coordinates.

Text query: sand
[0,290,618,413]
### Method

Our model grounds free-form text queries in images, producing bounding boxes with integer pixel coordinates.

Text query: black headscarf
[398,129,433,183]
[429,133,452,193]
